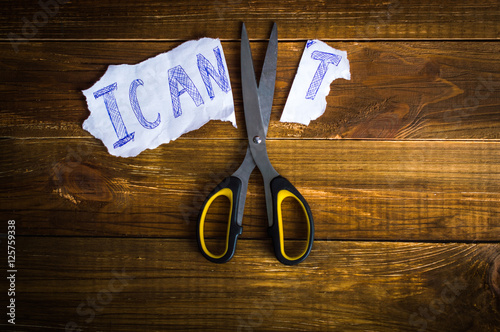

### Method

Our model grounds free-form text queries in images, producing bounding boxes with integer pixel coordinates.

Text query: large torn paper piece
[280,40,350,125]
[82,38,235,157]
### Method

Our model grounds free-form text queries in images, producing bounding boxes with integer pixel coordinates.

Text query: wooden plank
[2,0,499,42]
[5,237,499,331]
[2,138,499,241]
[1,41,500,139]
[2,2,498,331]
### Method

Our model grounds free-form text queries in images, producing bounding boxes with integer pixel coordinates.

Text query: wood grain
[2,138,499,241]
[1,41,499,139]
[2,237,498,331]
[2,0,499,41]
[2,1,500,330]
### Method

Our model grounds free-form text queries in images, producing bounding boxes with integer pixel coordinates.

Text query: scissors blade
[241,23,279,225]
[232,23,278,226]
[258,22,278,132]
[240,23,265,143]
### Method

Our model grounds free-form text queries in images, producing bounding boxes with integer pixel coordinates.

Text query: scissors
[197,23,314,265]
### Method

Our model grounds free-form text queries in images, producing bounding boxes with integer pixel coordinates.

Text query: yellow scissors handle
[197,176,243,263]
[268,176,314,265]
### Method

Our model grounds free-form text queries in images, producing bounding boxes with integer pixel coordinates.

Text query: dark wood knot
[51,161,113,204]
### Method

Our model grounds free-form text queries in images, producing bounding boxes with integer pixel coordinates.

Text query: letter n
[197,46,231,100]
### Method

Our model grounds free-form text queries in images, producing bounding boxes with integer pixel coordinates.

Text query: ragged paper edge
[83,37,237,128]
[280,40,351,126]
[81,38,236,158]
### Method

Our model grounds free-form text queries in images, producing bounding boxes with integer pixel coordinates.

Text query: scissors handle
[269,176,314,265]
[197,176,243,263]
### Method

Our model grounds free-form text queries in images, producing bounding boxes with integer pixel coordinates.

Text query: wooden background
[1,0,500,331]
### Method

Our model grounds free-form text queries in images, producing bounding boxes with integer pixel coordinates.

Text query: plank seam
[11,235,500,244]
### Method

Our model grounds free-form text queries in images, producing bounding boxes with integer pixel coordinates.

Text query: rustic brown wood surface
[2,41,500,139]
[2,138,500,242]
[1,0,499,331]
[11,238,500,331]
[1,0,500,40]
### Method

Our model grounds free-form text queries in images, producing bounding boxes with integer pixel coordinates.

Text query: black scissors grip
[269,176,314,265]
[197,176,243,263]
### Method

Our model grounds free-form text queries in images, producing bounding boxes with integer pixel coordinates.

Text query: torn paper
[82,38,235,157]
[280,40,350,125]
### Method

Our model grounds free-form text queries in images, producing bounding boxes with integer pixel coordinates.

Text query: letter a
[168,65,204,118]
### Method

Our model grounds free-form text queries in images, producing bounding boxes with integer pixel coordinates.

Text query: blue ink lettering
[168,65,204,118]
[93,83,135,149]
[129,79,161,129]
[306,40,316,48]
[197,46,231,100]
[305,51,342,100]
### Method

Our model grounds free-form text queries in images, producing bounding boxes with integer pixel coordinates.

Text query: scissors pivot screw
[196,23,314,265]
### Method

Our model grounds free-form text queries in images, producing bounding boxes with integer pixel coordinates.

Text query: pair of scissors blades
[197,23,314,265]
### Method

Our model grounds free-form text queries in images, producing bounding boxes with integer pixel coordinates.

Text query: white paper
[280,40,350,125]
[82,38,236,157]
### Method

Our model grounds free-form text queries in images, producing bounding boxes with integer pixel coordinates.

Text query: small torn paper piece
[82,38,235,157]
[280,40,350,125]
